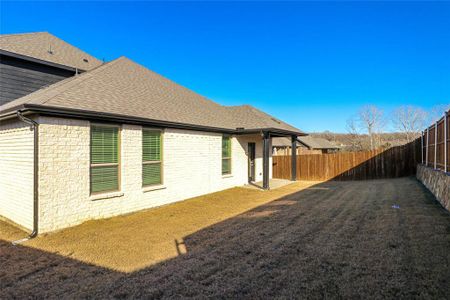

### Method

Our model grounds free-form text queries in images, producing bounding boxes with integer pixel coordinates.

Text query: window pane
[143,130,161,161]
[222,136,231,157]
[143,163,162,186]
[222,136,231,174]
[222,158,231,175]
[91,126,118,164]
[91,166,119,193]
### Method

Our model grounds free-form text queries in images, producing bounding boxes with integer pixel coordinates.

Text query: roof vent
[47,45,53,54]
[83,58,89,63]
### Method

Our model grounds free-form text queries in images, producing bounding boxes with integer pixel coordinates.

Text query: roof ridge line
[0,31,48,37]
[44,32,102,64]
[38,57,123,106]
[122,56,224,109]
[244,105,275,128]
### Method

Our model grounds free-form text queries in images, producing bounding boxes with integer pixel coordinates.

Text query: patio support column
[291,135,297,181]
[262,131,270,190]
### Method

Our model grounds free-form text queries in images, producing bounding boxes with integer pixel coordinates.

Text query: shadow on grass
[1,178,449,298]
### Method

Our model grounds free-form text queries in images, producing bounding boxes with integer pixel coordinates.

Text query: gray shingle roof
[0,56,302,134]
[298,136,340,149]
[0,32,102,71]
[272,137,294,147]
[226,105,300,132]
[273,136,340,149]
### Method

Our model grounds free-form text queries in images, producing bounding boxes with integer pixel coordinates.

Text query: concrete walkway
[244,178,294,190]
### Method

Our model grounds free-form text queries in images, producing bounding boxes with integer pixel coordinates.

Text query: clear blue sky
[1,1,449,132]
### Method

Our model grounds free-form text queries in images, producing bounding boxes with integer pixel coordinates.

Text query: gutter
[0,49,84,73]
[1,104,305,137]
[12,111,39,244]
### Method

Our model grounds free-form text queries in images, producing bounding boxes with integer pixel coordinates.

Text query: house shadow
[2,173,449,298]
[1,184,323,298]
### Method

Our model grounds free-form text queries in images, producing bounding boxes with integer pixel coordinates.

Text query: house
[0,32,102,106]
[0,32,304,234]
[272,136,340,155]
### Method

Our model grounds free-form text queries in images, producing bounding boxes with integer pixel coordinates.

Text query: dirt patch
[1,177,449,298]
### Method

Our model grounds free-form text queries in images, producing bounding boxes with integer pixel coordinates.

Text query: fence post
[426,128,429,166]
[434,121,438,169]
[291,135,297,181]
[421,131,424,164]
[445,111,448,173]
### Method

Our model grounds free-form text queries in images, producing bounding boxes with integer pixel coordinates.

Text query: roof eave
[296,138,312,149]
[236,128,306,137]
[1,104,305,137]
[0,49,84,72]
[2,104,239,133]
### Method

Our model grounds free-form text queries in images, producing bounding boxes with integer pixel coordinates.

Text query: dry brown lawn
[1,177,449,299]
[0,181,318,272]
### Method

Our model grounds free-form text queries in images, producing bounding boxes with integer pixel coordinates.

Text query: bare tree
[429,104,450,123]
[357,105,385,150]
[345,117,363,151]
[392,105,427,142]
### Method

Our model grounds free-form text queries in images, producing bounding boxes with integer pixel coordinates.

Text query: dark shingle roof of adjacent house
[0,56,302,134]
[272,136,340,149]
[0,32,102,71]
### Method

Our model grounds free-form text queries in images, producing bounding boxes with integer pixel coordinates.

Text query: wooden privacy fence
[273,140,421,181]
[421,110,449,172]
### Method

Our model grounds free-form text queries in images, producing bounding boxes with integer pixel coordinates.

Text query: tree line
[313,104,449,152]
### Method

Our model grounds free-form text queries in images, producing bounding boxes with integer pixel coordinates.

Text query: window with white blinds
[142,129,162,186]
[90,125,120,194]
[222,136,232,175]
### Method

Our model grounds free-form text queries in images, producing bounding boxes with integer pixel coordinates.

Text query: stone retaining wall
[416,164,450,211]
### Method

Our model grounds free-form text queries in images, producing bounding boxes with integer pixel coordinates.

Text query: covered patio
[243,130,302,190]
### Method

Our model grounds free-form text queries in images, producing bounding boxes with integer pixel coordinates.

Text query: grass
[1,181,319,272]
[1,177,449,298]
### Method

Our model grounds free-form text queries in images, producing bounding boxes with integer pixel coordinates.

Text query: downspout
[12,111,39,244]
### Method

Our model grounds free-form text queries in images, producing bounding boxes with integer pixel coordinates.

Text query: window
[142,129,162,186]
[90,125,120,194]
[222,135,232,175]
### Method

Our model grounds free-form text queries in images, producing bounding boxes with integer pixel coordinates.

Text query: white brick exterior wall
[0,119,34,230]
[35,116,272,233]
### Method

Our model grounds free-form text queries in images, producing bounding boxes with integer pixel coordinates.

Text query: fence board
[447,114,450,171]
[422,109,450,172]
[272,139,421,181]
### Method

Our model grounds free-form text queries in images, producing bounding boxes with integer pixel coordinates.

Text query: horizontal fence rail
[273,140,421,181]
[422,110,449,173]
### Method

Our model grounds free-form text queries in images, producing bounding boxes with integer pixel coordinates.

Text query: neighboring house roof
[272,137,296,147]
[298,136,340,149]
[272,136,340,149]
[0,56,302,134]
[0,32,102,71]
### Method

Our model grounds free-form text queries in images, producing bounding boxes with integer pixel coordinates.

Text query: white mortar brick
[0,119,34,230]
[34,116,272,233]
